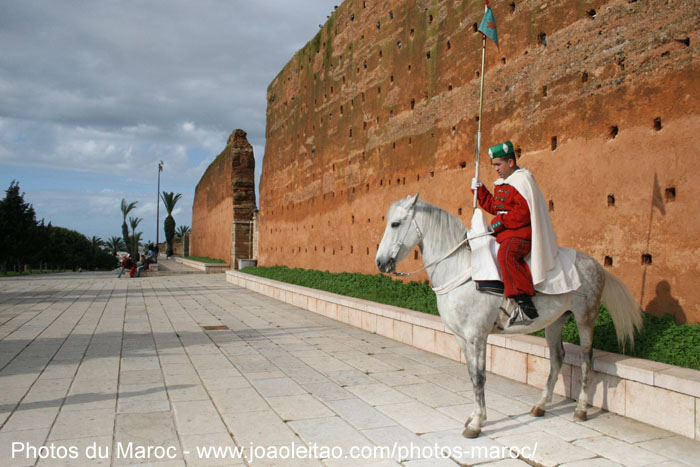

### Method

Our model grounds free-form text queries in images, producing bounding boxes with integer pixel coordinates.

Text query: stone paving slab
[0,272,698,466]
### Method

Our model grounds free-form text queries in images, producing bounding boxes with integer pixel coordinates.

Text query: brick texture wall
[259,0,699,322]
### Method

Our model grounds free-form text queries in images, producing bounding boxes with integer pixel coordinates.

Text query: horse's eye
[391,221,401,228]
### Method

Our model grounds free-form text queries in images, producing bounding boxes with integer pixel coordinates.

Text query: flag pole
[473,3,488,212]
[473,34,486,211]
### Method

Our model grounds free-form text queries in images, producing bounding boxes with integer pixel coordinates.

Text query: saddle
[475,280,505,296]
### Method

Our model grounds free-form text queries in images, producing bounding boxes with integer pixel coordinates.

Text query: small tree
[128,216,142,258]
[175,225,191,238]
[160,192,182,257]
[120,199,137,253]
[106,236,126,256]
[89,236,104,269]
[0,181,38,273]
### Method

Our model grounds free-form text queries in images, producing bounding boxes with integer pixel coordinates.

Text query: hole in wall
[604,256,613,267]
[607,194,615,206]
[609,126,618,139]
[642,254,652,265]
[548,200,554,212]
[551,136,558,150]
[587,9,597,19]
[665,187,676,202]
[509,2,516,13]
[654,117,662,131]
[539,32,547,46]
[581,71,588,83]
[459,161,467,168]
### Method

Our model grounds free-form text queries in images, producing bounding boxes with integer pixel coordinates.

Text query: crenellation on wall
[259,0,700,321]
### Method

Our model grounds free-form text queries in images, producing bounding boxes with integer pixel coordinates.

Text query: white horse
[375,194,642,438]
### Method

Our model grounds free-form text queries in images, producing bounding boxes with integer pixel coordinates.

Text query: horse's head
[375,193,421,273]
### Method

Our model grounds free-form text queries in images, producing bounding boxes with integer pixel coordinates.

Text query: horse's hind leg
[530,312,570,417]
[573,312,596,421]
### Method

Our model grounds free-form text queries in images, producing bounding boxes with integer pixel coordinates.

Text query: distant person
[136,254,150,277]
[117,256,127,278]
[125,255,135,278]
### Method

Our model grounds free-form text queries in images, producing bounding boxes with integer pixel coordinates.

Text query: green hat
[488,141,515,159]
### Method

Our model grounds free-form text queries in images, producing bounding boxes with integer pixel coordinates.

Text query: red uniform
[476,184,535,298]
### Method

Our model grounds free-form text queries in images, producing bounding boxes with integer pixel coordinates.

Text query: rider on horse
[472,141,559,324]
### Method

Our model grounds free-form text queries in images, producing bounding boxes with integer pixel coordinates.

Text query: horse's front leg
[456,334,488,438]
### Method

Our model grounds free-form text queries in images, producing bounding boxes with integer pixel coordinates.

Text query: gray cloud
[0,0,338,240]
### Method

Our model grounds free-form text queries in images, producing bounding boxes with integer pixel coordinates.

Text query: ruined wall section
[191,129,256,265]
[259,0,700,322]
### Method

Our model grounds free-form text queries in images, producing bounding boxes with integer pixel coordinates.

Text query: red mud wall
[191,130,256,265]
[259,0,700,323]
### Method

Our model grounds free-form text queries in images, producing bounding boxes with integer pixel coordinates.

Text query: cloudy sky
[0,0,339,244]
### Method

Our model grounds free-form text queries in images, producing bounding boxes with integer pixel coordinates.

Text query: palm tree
[106,236,126,256]
[132,232,143,256]
[128,216,142,257]
[120,199,137,252]
[160,192,182,257]
[175,225,191,238]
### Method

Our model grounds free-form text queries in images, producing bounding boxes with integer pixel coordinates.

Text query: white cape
[470,168,580,294]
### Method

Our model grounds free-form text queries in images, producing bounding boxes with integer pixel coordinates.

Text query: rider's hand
[471,178,482,190]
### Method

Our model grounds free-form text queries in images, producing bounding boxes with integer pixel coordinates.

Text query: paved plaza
[1,271,698,466]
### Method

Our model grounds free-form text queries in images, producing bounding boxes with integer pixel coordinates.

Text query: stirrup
[507,307,534,327]
[498,298,534,329]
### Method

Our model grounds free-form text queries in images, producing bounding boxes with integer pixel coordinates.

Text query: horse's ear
[409,192,420,207]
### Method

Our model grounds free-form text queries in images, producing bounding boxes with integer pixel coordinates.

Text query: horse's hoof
[462,427,481,439]
[530,406,545,417]
[574,410,587,421]
[464,417,472,428]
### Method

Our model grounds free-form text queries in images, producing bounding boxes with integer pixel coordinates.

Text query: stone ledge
[225,270,700,441]
[175,257,229,273]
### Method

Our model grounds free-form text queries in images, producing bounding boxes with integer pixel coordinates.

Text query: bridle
[387,207,423,267]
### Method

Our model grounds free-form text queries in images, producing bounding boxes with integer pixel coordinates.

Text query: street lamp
[156,160,163,261]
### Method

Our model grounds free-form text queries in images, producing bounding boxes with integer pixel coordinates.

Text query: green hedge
[185,256,227,264]
[240,266,700,371]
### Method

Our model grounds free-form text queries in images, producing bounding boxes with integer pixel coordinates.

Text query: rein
[390,212,493,278]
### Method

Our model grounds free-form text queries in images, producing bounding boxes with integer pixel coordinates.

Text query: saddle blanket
[469,210,581,295]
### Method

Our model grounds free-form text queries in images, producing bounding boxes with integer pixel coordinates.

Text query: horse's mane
[413,198,468,252]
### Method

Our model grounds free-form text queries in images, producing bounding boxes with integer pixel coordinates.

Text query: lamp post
[156,160,163,262]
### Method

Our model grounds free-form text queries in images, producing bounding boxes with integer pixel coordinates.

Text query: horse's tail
[601,269,643,349]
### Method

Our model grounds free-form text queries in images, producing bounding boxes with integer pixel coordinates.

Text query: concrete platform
[1,272,697,466]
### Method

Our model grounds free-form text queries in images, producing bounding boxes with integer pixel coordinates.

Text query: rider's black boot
[514,294,539,320]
